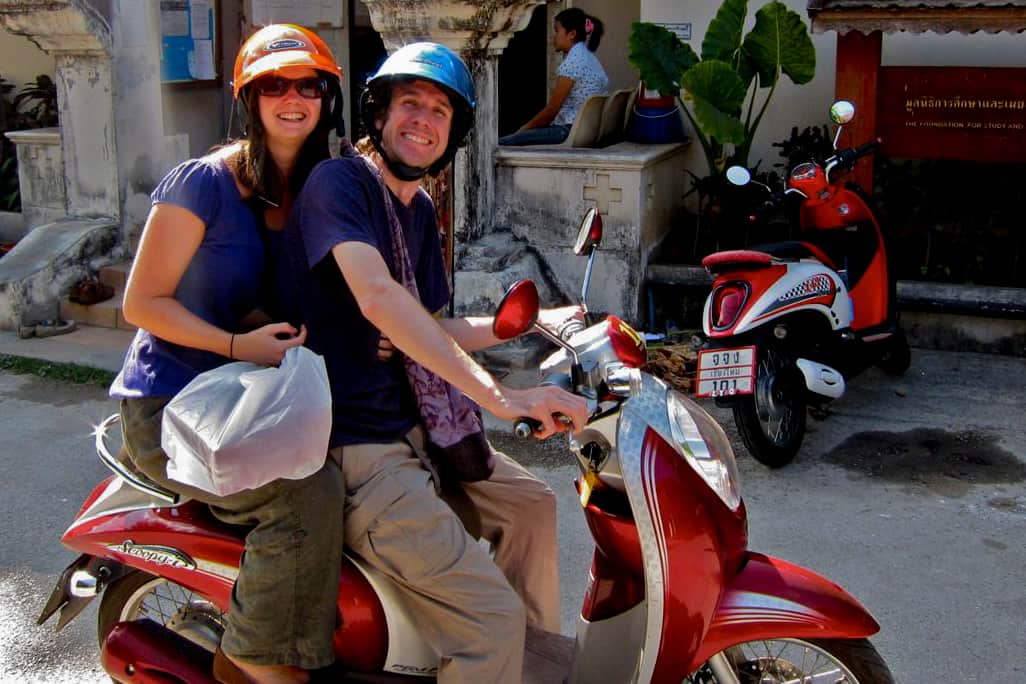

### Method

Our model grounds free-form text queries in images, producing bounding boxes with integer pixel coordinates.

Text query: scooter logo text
[779,274,835,303]
[107,540,197,570]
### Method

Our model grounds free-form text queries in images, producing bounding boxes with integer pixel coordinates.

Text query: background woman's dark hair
[555,8,604,51]
[234,81,338,205]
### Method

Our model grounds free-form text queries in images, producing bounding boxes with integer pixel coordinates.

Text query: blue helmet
[360,42,477,179]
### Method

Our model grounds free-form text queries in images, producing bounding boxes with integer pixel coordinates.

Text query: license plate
[695,346,757,397]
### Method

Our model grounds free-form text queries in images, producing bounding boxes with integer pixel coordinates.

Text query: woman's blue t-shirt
[110,155,265,399]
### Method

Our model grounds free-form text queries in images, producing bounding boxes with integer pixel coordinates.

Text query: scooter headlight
[666,390,742,511]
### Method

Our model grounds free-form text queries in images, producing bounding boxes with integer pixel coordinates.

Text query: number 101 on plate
[695,346,756,398]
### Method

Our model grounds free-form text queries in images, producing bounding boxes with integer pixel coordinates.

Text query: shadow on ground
[823,428,1026,500]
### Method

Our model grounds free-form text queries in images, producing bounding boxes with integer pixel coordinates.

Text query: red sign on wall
[877,66,1026,163]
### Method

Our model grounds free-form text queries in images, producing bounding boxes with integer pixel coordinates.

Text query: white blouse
[554,42,609,126]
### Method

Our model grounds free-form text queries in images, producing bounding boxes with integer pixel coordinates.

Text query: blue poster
[161,0,217,82]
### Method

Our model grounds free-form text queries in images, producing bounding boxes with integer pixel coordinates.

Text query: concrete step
[60,288,136,332]
[99,261,131,290]
[58,262,135,332]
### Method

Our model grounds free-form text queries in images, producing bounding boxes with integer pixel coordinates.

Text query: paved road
[2,348,1025,682]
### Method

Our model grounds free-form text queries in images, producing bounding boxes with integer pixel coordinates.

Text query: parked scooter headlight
[666,390,742,511]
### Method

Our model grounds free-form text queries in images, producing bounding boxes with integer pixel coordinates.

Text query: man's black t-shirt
[275,156,449,447]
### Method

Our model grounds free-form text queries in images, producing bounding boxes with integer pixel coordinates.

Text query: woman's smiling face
[257,66,322,144]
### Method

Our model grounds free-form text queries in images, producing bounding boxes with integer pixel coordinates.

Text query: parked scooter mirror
[829,100,856,125]
[492,280,540,340]
[573,209,603,313]
[726,165,773,195]
[829,100,856,148]
[573,208,603,256]
[725,166,751,187]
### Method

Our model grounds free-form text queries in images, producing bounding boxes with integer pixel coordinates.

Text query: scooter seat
[702,249,776,274]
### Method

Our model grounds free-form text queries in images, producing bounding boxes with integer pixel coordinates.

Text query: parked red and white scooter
[40,210,894,683]
[695,101,911,468]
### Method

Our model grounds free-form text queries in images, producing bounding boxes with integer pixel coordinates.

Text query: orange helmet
[233,24,342,98]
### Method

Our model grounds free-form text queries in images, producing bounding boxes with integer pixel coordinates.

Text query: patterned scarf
[363,157,494,482]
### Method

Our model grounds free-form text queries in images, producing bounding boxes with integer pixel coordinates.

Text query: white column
[360,0,544,241]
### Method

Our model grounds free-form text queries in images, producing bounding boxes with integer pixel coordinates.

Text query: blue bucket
[626,103,687,144]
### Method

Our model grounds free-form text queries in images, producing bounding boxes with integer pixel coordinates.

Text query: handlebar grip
[514,418,542,439]
[853,137,882,158]
[513,413,573,438]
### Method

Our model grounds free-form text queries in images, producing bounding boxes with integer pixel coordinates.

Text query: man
[282,43,589,682]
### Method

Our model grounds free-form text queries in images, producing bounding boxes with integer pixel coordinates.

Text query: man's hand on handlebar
[493,385,589,439]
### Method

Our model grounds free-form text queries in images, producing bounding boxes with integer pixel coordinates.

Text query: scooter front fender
[688,552,879,671]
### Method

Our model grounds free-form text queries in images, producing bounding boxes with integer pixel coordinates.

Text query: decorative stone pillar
[0,0,119,222]
[3,128,65,230]
[360,0,545,242]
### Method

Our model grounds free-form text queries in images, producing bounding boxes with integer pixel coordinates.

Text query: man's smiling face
[377,79,453,170]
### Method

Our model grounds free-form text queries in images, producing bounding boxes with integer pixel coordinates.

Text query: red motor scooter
[39,210,895,682]
[694,101,911,468]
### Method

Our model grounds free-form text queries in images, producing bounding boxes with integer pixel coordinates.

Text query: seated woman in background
[498,8,608,146]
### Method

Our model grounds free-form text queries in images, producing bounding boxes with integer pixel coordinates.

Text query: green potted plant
[628,0,815,178]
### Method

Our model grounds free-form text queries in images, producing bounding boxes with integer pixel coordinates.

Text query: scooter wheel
[707,637,895,683]
[876,328,911,376]
[733,345,806,468]
[98,571,224,654]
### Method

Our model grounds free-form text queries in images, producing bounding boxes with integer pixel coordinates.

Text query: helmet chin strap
[369,134,428,182]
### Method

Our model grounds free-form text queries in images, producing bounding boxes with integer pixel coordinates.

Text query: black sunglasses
[252,76,328,99]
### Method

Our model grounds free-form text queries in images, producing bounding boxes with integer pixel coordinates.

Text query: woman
[110,24,346,684]
[498,8,608,146]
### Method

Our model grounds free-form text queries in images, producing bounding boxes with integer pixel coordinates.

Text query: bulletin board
[160,0,220,84]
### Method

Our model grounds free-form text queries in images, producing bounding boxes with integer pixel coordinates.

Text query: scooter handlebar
[513,414,573,439]
[832,137,882,170]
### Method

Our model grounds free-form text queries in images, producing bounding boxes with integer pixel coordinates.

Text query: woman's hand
[378,334,396,361]
[231,323,307,365]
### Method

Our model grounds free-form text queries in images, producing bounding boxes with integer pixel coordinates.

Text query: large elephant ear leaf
[682,60,747,145]
[742,1,816,88]
[629,22,699,95]
[701,0,747,65]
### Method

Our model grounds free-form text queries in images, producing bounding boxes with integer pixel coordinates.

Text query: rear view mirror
[829,100,856,125]
[725,166,751,187]
[492,280,540,340]
[573,209,603,256]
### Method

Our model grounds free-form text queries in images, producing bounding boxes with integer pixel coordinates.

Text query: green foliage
[12,74,58,127]
[0,354,116,386]
[629,1,815,177]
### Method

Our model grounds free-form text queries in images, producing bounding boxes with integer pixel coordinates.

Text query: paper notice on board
[160,0,189,36]
[251,0,343,27]
[188,39,216,80]
[190,0,212,39]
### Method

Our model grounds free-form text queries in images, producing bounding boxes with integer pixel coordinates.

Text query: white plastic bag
[162,346,332,496]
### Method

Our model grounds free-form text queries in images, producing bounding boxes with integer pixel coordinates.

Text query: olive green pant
[119,397,345,669]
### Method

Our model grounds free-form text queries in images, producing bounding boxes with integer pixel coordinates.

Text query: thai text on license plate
[695,346,756,397]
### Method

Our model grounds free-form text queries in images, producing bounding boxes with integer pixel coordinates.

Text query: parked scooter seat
[702,249,776,274]
[744,241,838,270]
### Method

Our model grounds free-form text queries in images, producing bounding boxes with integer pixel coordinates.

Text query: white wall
[572,0,641,92]
[0,29,55,91]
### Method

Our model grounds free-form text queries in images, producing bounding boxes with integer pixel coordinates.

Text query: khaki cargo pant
[119,397,345,670]
[341,429,559,683]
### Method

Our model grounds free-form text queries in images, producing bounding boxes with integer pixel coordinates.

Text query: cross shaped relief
[582,173,623,215]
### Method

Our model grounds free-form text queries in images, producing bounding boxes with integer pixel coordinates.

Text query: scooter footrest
[702,249,776,273]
